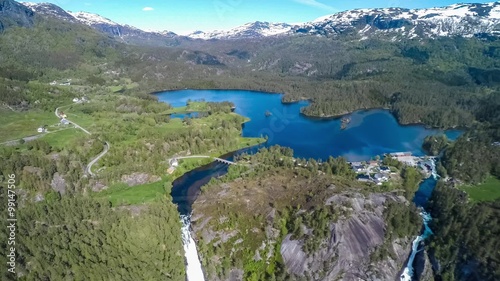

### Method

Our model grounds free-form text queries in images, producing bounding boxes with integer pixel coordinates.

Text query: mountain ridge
[20,1,178,46]
[18,1,500,41]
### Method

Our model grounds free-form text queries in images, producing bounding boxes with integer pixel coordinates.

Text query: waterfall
[429,158,438,179]
[400,212,433,281]
[400,159,438,281]
[181,215,206,281]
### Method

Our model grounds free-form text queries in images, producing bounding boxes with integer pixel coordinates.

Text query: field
[40,128,88,149]
[0,109,59,142]
[60,104,97,128]
[459,176,500,202]
[94,180,166,206]
[108,79,139,93]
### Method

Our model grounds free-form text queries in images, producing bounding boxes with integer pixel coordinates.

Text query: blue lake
[157,89,461,161]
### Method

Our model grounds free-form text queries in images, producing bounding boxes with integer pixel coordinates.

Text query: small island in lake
[341,116,351,130]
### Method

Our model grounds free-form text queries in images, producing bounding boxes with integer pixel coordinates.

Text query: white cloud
[293,0,337,12]
[142,7,154,11]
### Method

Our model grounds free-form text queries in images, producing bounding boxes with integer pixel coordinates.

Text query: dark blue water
[169,112,200,119]
[171,161,229,215]
[413,177,437,207]
[158,89,461,162]
[171,148,257,215]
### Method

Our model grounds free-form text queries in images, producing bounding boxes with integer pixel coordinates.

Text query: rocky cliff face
[278,193,412,281]
[0,0,34,32]
[191,169,420,281]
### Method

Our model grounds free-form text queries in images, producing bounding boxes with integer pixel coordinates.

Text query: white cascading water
[400,158,437,281]
[180,215,206,281]
[400,212,433,281]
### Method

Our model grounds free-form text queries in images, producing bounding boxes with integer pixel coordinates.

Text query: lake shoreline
[150,88,283,96]
[301,107,467,131]
[156,89,463,161]
[166,111,266,186]
[153,88,468,131]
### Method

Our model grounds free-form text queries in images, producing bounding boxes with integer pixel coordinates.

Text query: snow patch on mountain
[188,21,293,40]
[69,11,118,26]
[22,2,75,22]
[189,2,500,40]
[300,2,500,39]
[21,1,500,41]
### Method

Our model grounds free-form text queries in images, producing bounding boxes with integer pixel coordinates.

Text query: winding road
[55,105,109,176]
[55,106,91,135]
[85,141,110,176]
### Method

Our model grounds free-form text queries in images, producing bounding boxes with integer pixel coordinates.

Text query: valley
[0,0,499,280]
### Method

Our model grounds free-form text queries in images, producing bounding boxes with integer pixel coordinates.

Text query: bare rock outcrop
[51,172,66,195]
[191,170,418,281]
[91,181,108,192]
[281,193,412,281]
[121,173,161,187]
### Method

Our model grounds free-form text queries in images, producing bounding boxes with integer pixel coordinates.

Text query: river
[160,89,460,281]
[400,161,439,281]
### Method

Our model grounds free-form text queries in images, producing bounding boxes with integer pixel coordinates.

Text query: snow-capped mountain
[68,11,117,26]
[190,2,500,40]
[21,2,178,46]
[188,21,293,40]
[67,10,150,38]
[18,1,500,42]
[21,2,75,22]
[297,2,500,39]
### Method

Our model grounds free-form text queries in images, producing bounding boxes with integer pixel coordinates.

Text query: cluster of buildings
[389,152,436,176]
[351,152,437,185]
[351,160,392,185]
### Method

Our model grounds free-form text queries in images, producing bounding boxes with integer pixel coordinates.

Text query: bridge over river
[169,155,236,165]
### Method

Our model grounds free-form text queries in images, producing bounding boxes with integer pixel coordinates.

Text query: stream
[172,160,229,281]
[400,160,439,281]
[172,151,250,281]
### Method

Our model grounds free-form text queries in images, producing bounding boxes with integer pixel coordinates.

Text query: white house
[72,98,80,103]
[350,162,367,173]
[374,173,389,185]
[61,119,70,125]
[37,127,46,133]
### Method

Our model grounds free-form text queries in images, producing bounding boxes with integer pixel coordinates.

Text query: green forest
[0,3,499,281]
[0,194,186,280]
[427,182,500,281]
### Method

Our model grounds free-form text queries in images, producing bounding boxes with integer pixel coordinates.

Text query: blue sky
[22,0,493,34]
